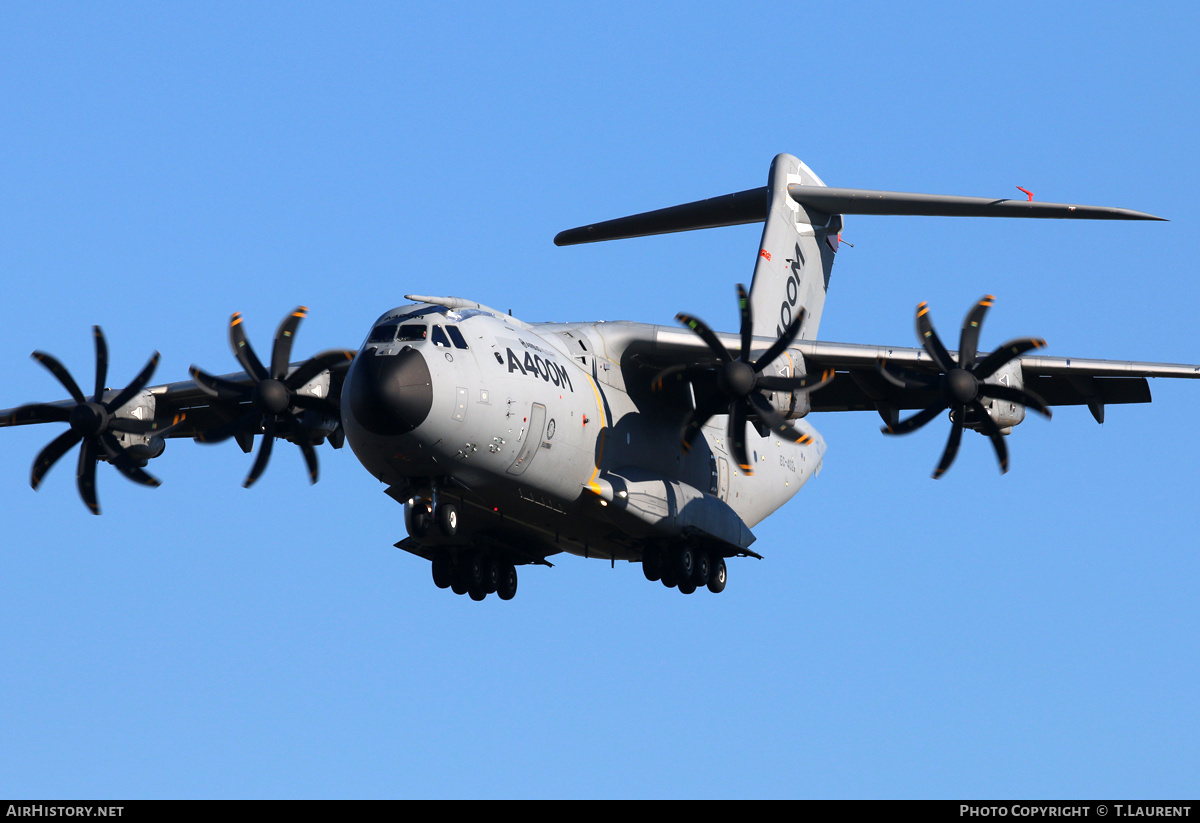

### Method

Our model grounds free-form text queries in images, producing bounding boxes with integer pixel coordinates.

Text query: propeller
[877,295,1052,478]
[190,307,354,487]
[653,284,834,474]
[8,326,183,514]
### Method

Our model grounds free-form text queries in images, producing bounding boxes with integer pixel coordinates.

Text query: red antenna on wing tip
[1016,186,1034,202]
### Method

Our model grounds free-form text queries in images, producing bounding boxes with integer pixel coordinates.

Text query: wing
[797,339,1199,420]
[613,314,1197,479]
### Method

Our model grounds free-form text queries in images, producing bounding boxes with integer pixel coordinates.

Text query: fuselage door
[507,402,547,476]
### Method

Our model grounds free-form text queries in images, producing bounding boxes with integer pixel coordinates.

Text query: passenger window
[431,325,451,347]
[368,323,398,343]
[397,324,427,342]
[445,326,469,350]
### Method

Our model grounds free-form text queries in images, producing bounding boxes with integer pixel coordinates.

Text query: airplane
[3,152,1197,602]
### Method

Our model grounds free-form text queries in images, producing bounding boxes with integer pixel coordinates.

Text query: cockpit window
[367,323,398,343]
[397,324,427,342]
[445,326,469,350]
[430,325,452,348]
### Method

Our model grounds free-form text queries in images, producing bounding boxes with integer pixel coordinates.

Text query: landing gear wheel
[450,569,469,595]
[692,551,711,587]
[496,562,518,600]
[708,556,727,594]
[468,584,487,601]
[431,554,452,589]
[437,502,459,538]
[678,580,696,595]
[674,545,695,582]
[459,551,484,590]
[406,499,432,539]
[660,564,679,588]
[483,557,500,595]
[642,546,662,582]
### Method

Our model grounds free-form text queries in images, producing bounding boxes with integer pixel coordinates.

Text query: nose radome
[345,347,433,436]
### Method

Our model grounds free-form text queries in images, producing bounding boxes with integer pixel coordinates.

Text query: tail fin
[747,153,839,340]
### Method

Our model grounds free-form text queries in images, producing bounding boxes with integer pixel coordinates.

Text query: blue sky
[1,2,1197,798]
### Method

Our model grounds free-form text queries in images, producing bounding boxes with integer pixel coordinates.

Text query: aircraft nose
[345,346,433,436]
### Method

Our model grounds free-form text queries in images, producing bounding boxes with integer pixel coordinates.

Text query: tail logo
[776,242,806,337]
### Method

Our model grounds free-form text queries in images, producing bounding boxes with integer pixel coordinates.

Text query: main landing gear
[430,551,518,601]
[642,544,727,595]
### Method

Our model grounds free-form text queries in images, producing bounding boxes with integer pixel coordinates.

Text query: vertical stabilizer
[747,154,841,341]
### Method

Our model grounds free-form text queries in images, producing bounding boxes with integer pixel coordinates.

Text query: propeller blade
[675,313,733,363]
[270,306,308,380]
[728,400,752,473]
[748,392,814,445]
[681,392,729,452]
[736,284,752,362]
[151,412,189,438]
[972,399,1009,473]
[915,302,955,372]
[31,352,86,404]
[228,312,269,382]
[972,337,1047,381]
[243,416,275,488]
[92,326,108,401]
[752,308,805,373]
[651,363,715,393]
[190,366,250,401]
[977,383,1053,418]
[756,368,836,393]
[876,358,937,391]
[103,352,161,414]
[101,432,161,487]
[882,402,947,435]
[108,411,188,435]
[932,417,964,479]
[651,363,688,393]
[31,428,82,490]
[297,436,319,484]
[7,403,72,425]
[288,393,331,411]
[283,349,355,392]
[957,295,993,371]
[76,438,100,514]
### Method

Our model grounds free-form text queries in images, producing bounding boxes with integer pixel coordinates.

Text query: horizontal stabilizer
[787,186,1166,221]
[554,186,768,245]
[554,181,1164,246]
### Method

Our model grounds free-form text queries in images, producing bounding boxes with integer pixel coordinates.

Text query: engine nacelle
[109,389,166,461]
[978,359,1026,433]
[762,348,812,421]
